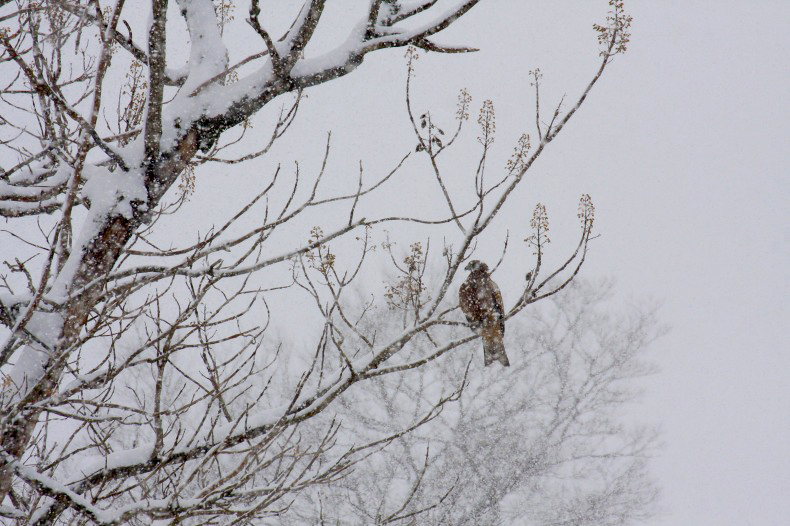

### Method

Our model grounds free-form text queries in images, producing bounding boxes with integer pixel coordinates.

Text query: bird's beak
[464,261,473,271]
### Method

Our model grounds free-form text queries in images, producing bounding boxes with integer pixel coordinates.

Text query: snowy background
[182,1,788,524]
[2,0,786,523]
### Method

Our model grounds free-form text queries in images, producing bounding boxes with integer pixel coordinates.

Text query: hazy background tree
[275,276,660,525]
[0,0,649,523]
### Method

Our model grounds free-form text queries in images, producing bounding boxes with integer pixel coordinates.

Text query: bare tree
[0,0,637,523]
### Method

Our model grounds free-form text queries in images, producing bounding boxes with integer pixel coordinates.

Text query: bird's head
[464,260,488,273]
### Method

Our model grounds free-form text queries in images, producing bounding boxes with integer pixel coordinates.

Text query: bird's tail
[482,326,509,367]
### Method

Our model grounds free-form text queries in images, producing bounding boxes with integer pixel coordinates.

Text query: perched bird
[459,260,510,366]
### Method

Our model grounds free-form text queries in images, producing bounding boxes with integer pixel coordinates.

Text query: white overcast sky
[0,0,786,523]
[455,2,789,524]
[160,1,790,524]
[284,1,787,523]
